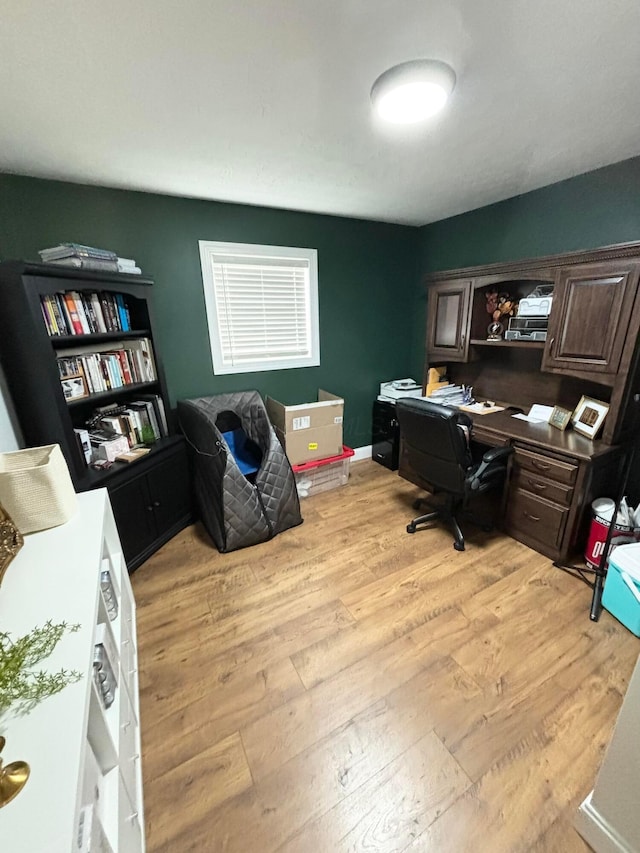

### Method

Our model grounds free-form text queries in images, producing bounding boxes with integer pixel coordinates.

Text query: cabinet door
[109,474,157,567]
[146,444,192,538]
[542,262,640,374]
[427,279,472,362]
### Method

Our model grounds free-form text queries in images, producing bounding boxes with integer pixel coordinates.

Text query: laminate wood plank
[140,561,375,675]
[144,732,253,852]
[528,811,591,852]
[406,661,629,852]
[152,655,480,853]
[141,656,304,780]
[139,599,354,721]
[278,730,471,853]
[292,581,500,690]
[241,607,470,781]
[133,461,638,852]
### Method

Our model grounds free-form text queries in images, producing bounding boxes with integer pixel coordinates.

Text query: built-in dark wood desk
[400,406,624,562]
[467,408,614,460]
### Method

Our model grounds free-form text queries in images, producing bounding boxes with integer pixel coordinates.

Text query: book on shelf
[89,292,107,333]
[73,428,92,465]
[62,292,85,335]
[133,393,168,437]
[39,291,133,337]
[56,338,157,396]
[128,401,161,440]
[39,243,118,262]
[88,394,167,449]
[132,398,162,439]
[117,257,142,275]
[49,256,120,273]
[69,291,91,334]
[114,293,130,330]
[115,446,151,464]
[50,294,69,335]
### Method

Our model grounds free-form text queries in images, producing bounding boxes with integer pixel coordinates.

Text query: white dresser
[0,488,145,852]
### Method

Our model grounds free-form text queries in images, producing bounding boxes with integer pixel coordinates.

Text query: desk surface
[468,408,614,461]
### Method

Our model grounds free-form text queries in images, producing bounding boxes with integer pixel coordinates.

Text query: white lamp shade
[371,59,456,124]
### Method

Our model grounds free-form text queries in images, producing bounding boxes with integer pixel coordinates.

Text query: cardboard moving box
[266,389,344,465]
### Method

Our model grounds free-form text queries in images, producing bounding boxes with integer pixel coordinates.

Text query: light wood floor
[133,460,639,852]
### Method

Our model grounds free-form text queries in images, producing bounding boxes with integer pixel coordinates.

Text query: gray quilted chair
[178,391,303,552]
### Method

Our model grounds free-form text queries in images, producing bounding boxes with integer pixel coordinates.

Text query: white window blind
[199,241,319,374]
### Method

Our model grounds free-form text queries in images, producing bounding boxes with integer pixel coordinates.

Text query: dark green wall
[411,156,640,368]
[418,156,640,272]
[3,157,639,449]
[0,174,420,449]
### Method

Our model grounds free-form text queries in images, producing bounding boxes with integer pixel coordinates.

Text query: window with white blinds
[199,241,320,374]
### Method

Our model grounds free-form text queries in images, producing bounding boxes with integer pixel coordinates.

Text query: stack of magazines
[39,243,142,274]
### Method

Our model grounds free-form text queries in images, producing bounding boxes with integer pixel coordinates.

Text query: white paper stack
[426,384,465,406]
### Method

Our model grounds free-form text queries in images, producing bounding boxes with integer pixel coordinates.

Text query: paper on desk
[512,404,554,424]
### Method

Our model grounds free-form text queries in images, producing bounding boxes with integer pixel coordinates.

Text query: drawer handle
[523,510,541,522]
[531,460,550,472]
[527,479,547,491]
[128,811,139,824]
[153,500,161,507]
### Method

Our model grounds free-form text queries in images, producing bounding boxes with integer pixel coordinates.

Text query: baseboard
[574,792,636,853]
[352,445,372,462]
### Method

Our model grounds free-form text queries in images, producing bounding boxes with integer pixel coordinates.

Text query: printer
[505,285,553,341]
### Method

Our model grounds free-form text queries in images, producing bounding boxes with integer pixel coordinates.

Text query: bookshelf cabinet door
[146,443,192,536]
[108,440,193,572]
[109,474,158,567]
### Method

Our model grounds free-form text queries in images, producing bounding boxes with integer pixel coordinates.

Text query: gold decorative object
[0,503,23,587]
[0,736,29,807]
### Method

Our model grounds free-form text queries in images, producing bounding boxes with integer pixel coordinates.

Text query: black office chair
[396,398,513,551]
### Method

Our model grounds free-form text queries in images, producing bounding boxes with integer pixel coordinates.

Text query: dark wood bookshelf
[50,329,152,348]
[66,380,160,407]
[0,260,193,571]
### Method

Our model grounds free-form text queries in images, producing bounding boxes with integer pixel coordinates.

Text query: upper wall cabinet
[426,279,472,363]
[542,261,640,376]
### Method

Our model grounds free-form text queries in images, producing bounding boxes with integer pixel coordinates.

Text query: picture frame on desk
[549,405,572,431]
[571,396,609,439]
[61,373,89,401]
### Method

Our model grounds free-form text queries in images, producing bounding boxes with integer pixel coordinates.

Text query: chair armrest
[481,446,513,464]
[468,445,513,491]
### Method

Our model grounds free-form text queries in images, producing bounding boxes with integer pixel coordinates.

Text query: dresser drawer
[511,470,574,507]
[513,447,578,485]
[506,488,569,550]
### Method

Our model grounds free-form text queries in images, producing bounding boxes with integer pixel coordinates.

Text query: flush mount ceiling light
[371,59,456,124]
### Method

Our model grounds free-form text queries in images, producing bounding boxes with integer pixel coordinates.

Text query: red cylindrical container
[585,506,634,570]
[585,513,612,569]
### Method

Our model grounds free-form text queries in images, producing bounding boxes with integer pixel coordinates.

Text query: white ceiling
[1,0,639,226]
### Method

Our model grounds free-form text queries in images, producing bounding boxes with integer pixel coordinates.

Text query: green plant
[0,621,82,719]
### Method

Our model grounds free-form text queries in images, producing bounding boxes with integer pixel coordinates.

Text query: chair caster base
[454,541,465,551]
[407,523,416,534]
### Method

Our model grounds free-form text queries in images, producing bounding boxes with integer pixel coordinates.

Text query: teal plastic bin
[602,543,640,637]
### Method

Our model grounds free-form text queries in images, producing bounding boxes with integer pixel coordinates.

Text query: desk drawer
[513,447,578,485]
[506,488,569,550]
[511,470,574,507]
[471,426,508,448]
